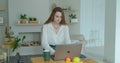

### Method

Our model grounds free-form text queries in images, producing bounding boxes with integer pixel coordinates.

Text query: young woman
[41,7,71,55]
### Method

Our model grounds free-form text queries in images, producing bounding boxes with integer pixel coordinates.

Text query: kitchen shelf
[68,22,80,25]
[15,23,42,26]
[63,9,75,12]
[14,23,42,32]
[66,20,80,24]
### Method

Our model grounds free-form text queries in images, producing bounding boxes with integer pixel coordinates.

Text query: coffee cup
[43,50,50,61]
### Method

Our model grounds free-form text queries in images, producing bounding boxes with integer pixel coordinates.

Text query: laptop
[53,43,82,60]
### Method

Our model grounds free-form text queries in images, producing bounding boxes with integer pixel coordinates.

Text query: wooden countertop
[31,57,98,63]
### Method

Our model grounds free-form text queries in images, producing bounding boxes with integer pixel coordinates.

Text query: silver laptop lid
[54,44,82,60]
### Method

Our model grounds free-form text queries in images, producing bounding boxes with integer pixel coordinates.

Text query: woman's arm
[41,25,55,55]
[65,26,71,44]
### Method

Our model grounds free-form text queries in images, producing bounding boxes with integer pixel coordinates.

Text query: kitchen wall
[115,0,120,62]
[104,0,120,63]
[0,26,4,45]
[80,0,105,46]
[0,0,8,45]
[8,0,50,26]
[0,0,7,10]
[104,0,116,63]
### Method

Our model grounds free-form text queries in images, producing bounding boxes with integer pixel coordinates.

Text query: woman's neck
[52,22,60,33]
[52,22,60,26]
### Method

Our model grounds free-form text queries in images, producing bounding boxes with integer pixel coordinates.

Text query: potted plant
[11,35,26,62]
[20,14,27,24]
[28,17,33,23]
[12,35,26,52]
[29,17,33,21]
[33,17,38,24]
[33,17,37,21]
[4,26,26,51]
[29,17,38,24]
[69,13,78,23]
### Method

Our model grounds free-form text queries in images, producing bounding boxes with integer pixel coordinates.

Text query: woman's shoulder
[43,23,51,27]
[61,24,68,27]
[61,25,69,29]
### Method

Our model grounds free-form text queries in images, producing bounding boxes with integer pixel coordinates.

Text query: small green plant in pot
[29,17,33,23]
[69,14,77,19]
[20,14,27,24]
[69,13,78,23]
[29,17,38,24]
[11,35,26,62]
[33,17,37,21]
[20,14,27,19]
[29,17,33,21]
[12,35,26,52]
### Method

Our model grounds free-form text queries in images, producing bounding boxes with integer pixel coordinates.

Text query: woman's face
[53,12,62,24]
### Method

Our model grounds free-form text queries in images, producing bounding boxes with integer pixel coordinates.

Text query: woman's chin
[56,22,60,24]
[53,21,60,24]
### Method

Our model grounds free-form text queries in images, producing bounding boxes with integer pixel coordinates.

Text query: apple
[65,61,72,63]
[64,56,72,62]
[72,57,80,62]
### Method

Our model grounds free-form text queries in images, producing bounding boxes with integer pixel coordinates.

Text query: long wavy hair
[44,7,67,25]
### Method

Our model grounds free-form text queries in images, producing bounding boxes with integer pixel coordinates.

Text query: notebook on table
[52,43,82,60]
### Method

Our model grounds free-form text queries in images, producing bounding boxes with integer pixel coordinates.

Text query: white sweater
[41,23,71,55]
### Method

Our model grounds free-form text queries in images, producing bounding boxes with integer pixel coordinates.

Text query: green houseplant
[4,26,26,52]
[11,35,26,62]
[20,14,27,19]
[29,17,33,21]
[69,13,78,23]
[12,35,26,52]
[33,17,37,21]
[29,17,38,24]
[69,13,77,19]
[20,14,27,24]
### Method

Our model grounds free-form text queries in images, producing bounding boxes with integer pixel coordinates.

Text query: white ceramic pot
[71,19,78,23]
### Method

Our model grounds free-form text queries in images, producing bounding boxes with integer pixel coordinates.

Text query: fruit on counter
[73,57,80,62]
[65,61,72,63]
[72,57,83,63]
[65,56,72,63]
